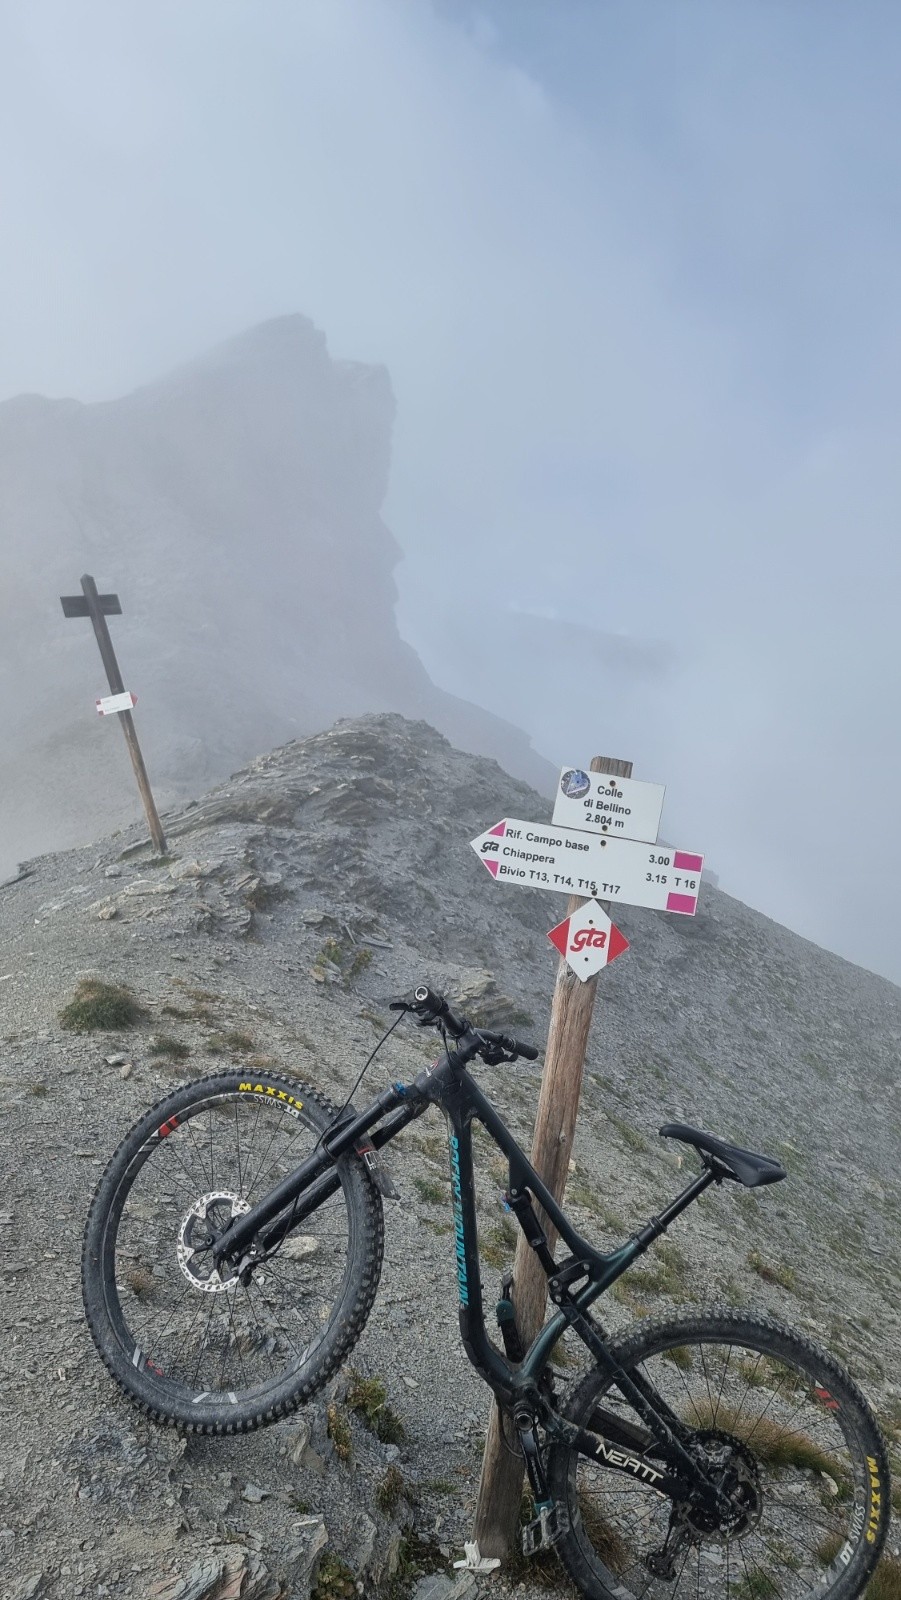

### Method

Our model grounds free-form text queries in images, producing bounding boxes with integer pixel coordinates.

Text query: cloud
[1,0,900,979]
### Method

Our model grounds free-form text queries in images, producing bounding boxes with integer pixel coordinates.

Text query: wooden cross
[60,574,167,855]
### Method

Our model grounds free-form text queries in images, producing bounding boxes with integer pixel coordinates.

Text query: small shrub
[124,1265,155,1300]
[735,1575,778,1600]
[148,1036,190,1061]
[412,1175,446,1206]
[627,1240,690,1301]
[60,979,146,1032]
[326,1402,352,1462]
[313,938,373,985]
[346,1371,405,1444]
[480,1215,517,1268]
[748,1249,797,1291]
[376,1464,406,1515]
[816,1533,843,1566]
[348,946,373,979]
[381,1534,445,1600]
[662,1344,692,1370]
[690,1403,847,1479]
[870,1557,901,1600]
[578,1492,630,1572]
[206,1030,256,1056]
[29,1082,48,1097]
[724,1277,748,1308]
[606,1111,649,1154]
[311,1552,357,1600]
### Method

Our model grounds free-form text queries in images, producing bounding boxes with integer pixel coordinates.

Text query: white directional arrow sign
[471,818,704,915]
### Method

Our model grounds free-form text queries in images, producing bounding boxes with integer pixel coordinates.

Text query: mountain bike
[83,985,890,1600]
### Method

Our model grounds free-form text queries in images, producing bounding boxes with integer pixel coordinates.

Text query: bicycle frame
[213,1042,722,1504]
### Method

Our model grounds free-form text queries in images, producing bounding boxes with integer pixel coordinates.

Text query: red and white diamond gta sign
[547,900,629,982]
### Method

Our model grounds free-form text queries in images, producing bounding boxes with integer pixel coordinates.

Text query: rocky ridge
[1,713,900,1599]
[0,315,553,883]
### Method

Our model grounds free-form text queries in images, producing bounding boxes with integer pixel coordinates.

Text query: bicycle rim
[83,1073,383,1430]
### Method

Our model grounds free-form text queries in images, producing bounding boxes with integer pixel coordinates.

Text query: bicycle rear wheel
[548,1310,888,1600]
[82,1071,383,1433]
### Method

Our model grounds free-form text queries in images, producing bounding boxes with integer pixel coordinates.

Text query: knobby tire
[82,1070,384,1433]
[547,1310,888,1600]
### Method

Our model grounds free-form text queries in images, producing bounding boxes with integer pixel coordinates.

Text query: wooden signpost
[60,574,167,856]
[471,754,633,1560]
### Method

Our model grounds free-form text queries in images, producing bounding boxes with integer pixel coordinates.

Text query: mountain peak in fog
[0,316,552,877]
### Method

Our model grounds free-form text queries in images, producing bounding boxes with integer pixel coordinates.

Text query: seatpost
[630,1167,716,1253]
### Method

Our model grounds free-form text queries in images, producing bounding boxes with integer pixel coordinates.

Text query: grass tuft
[346,1371,405,1444]
[412,1175,447,1206]
[60,978,147,1032]
[148,1035,190,1061]
[689,1402,848,1479]
[870,1557,901,1600]
[326,1402,352,1462]
[748,1249,797,1291]
[375,1464,406,1516]
[206,1030,256,1056]
[480,1215,518,1268]
[311,1552,357,1600]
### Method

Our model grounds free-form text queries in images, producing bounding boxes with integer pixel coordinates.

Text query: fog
[2,0,900,983]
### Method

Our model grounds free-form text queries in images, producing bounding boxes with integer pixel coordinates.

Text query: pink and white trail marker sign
[470,818,703,915]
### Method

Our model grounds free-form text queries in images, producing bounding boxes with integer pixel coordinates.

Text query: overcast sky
[2,0,900,982]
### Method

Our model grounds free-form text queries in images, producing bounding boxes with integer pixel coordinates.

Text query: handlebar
[389,984,539,1064]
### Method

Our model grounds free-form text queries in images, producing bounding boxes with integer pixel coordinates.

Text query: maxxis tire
[82,1070,384,1433]
[547,1308,889,1600]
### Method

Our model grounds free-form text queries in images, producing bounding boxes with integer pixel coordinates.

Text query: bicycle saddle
[659,1123,786,1187]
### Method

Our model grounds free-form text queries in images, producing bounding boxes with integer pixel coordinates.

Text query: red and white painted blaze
[547,900,629,981]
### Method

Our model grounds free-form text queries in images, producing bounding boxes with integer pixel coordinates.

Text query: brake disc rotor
[688,1429,763,1541]
[176,1191,250,1294]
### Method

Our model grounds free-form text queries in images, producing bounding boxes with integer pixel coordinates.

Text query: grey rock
[11,1579,46,1600]
[283,1517,328,1594]
[147,1548,282,1600]
[412,1575,475,1600]
[344,1510,377,1572]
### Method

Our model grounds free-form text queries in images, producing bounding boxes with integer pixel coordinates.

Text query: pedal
[521,1502,569,1556]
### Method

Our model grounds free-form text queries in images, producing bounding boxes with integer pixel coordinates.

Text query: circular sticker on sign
[560,768,590,800]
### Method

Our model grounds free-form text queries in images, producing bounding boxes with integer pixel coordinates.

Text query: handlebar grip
[514,1039,539,1061]
[412,985,467,1039]
[413,984,447,1016]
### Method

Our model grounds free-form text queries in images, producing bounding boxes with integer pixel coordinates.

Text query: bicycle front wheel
[548,1310,889,1600]
[82,1071,384,1433]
